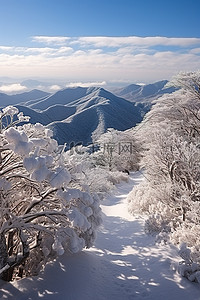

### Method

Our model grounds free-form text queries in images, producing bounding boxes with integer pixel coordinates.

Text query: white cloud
[190,48,200,54]
[57,47,73,54]
[0,36,199,83]
[32,35,200,48]
[0,46,14,51]
[0,83,27,93]
[32,36,71,45]
[24,47,56,54]
[0,45,74,57]
[75,36,200,48]
[65,81,107,88]
[49,84,62,91]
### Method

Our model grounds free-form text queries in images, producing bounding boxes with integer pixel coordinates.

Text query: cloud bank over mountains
[0,36,200,83]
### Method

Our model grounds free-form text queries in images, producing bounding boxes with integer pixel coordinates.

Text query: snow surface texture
[1,172,200,300]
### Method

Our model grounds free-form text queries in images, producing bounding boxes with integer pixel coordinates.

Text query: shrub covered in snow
[178,243,200,283]
[95,128,141,172]
[63,135,133,200]
[66,127,142,199]
[0,106,102,281]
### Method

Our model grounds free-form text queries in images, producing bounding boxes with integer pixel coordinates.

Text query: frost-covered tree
[60,127,142,202]
[94,128,141,172]
[0,106,102,281]
[63,143,129,200]
[128,71,200,281]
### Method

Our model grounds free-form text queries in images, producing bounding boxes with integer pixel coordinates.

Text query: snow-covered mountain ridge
[0,81,174,146]
[26,87,145,146]
[112,80,176,102]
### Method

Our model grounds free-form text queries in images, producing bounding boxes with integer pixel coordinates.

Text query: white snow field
[1,172,200,300]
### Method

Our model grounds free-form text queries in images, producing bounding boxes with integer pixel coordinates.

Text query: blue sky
[0,0,200,92]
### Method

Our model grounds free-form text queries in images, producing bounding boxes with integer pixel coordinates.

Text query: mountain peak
[112,80,175,102]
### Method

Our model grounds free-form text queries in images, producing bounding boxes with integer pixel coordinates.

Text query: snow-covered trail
[1,172,200,300]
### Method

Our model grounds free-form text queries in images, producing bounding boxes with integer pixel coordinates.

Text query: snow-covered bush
[63,143,129,200]
[178,243,200,283]
[128,71,200,281]
[94,128,141,172]
[0,106,102,281]
[62,126,142,201]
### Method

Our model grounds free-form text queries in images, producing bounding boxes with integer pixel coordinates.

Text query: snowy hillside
[0,89,50,107]
[6,87,146,146]
[2,172,200,300]
[28,87,97,110]
[0,81,175,146]
[1,72,200,298]
[48,88,144,145]
[15,104,76,126]
[113,80,176,102]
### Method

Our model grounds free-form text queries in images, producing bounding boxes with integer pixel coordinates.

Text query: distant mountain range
[0,89,50,107]
[112,80,176,102]
[0,80,176,146]
[16,87,145,146]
